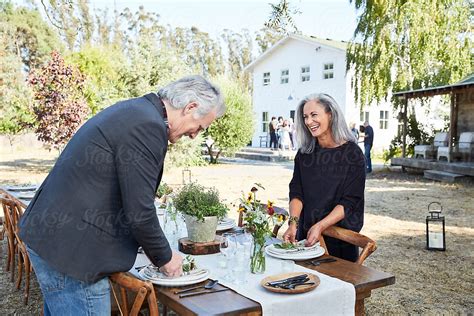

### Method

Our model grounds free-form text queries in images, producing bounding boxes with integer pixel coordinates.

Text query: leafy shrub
[174,182,228,222]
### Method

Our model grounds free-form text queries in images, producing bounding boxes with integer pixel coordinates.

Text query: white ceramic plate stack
[216,218,235,231]
[265,243,325,260]
[139,266,210,286]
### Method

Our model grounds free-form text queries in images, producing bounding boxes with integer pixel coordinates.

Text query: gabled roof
[393,73,474,98]
[244,33,349,72]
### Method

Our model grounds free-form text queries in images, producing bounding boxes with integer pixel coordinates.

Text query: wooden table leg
[355,290,371,316]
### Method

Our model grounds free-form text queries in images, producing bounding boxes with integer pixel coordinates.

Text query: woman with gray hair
[283,93,366,262]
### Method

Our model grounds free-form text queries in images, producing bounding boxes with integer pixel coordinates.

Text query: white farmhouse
[244,33,398,151]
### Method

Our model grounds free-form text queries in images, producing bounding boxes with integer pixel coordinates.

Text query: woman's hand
[305,223,323,247]
[283,224,297,243]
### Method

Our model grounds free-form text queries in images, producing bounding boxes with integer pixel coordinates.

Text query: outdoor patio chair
[414,132,448,159]
[109,272,159,316]
[437,132,474,162]
[319,226,377,265]
[1,197,32,304]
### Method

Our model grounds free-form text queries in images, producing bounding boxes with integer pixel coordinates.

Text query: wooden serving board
[260,272,320,294]
[178,236,223,255]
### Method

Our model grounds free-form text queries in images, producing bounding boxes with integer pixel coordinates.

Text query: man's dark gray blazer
[19,93,172,283]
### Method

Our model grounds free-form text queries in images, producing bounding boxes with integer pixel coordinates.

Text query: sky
[90,0,359,42]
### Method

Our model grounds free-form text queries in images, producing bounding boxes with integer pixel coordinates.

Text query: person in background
[19,75,226,315]
[283,93,366,262]
[269,116,278,150]
[350,122,359,141]
[277,116,284,149]
[363,121,374,173]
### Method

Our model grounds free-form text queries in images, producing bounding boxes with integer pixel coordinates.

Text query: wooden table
[1,188,395,315]
[154,255,395,316]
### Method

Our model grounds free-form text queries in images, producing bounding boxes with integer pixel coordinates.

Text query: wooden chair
[109,272,159,316]
[1,197,32,304]
[319,226,377,265]
[238,204,288,238]
[1,197,20,282]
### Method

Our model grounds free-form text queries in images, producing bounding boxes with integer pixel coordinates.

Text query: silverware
[281,282,316,290]
[266,274,308,287]
[179,288,230,298]
[310,258,337,266]
[174,279,218,295]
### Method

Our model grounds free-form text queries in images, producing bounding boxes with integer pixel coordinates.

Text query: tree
[221,29,253,86]
[67,45,127,114]
[255,27,283,54]
[347,0,472,106]
[0,1,62,70]
[206,76,254,164]
[264,0,301,36]
[28,51,89,150]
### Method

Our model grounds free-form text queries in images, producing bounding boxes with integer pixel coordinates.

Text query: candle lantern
[426,202,445,251]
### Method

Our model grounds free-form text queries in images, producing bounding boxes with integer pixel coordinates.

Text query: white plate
[16,192,36,199]
[6,185,37,192]
[216,218,236,231]
[139,267,210,286]
[265,244,325,260]
[269,241,320,254]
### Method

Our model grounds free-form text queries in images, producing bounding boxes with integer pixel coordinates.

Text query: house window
[290,110,295,121]
[379,110,389,130]
[323,63,334,79]
[280,69,289,84]
[262,112,269,132]
[301,66,310,82]
[263,72,270,86]
[360,110,369,123]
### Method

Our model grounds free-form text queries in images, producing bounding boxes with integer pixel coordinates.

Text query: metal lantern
[426,202,446,251]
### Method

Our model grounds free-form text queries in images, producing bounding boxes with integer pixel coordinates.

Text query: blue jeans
[364,144,372,173]
[27,246,110,316]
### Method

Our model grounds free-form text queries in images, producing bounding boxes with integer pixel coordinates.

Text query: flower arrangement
[238,183,286,273]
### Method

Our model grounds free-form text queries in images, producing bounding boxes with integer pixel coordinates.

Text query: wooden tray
[178,236,224,255]
[260,272,320,294]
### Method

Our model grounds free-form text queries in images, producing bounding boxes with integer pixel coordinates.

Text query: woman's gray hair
[158,75,226,118]
[295,93,356,154]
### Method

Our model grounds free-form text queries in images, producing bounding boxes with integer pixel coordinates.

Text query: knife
[272,277,310,288]
[267,274,308,286]
[179,288,231,298]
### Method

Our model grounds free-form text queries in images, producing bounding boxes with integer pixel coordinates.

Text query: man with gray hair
[19,75,225,315]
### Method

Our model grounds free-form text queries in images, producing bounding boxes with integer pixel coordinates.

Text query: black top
[19,93,172,282]
[364,125,374,147]
[289,141,366,238]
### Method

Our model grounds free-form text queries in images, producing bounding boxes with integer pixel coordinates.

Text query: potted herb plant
[174,182,228,242]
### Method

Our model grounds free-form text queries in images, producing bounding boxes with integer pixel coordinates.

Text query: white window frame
[379,110,389,130]
[263,72,270,86]
[360,110,369,123]
[280,69,289,84]
[323,63,334,79]
[301,66,310,82]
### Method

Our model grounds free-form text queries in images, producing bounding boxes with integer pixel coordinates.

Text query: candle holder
[426,202,445,251]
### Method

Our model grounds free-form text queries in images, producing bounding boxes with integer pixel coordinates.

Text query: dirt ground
[1,148,473,315]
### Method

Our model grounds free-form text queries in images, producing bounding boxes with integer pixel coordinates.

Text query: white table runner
[131,252,355,316]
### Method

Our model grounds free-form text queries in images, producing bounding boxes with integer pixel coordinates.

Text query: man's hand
[159,251,183,277]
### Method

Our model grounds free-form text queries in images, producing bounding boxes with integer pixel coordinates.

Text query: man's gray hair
[158,75,226,118]
[295,93,356,154]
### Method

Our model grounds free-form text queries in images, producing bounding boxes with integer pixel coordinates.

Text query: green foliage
[156,182,173,199]
[0,41,34,143]
[348,0,472,106]
[0,1,62,70]
[28,51,89,150]
[206,76,254,163]
[165,134,207,168]
[264,0,301,35]
[382,114,437,162]
[67,45,127,114]
[174,182,228,222]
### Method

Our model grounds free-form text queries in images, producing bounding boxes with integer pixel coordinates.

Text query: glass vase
[250,237,266,274]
